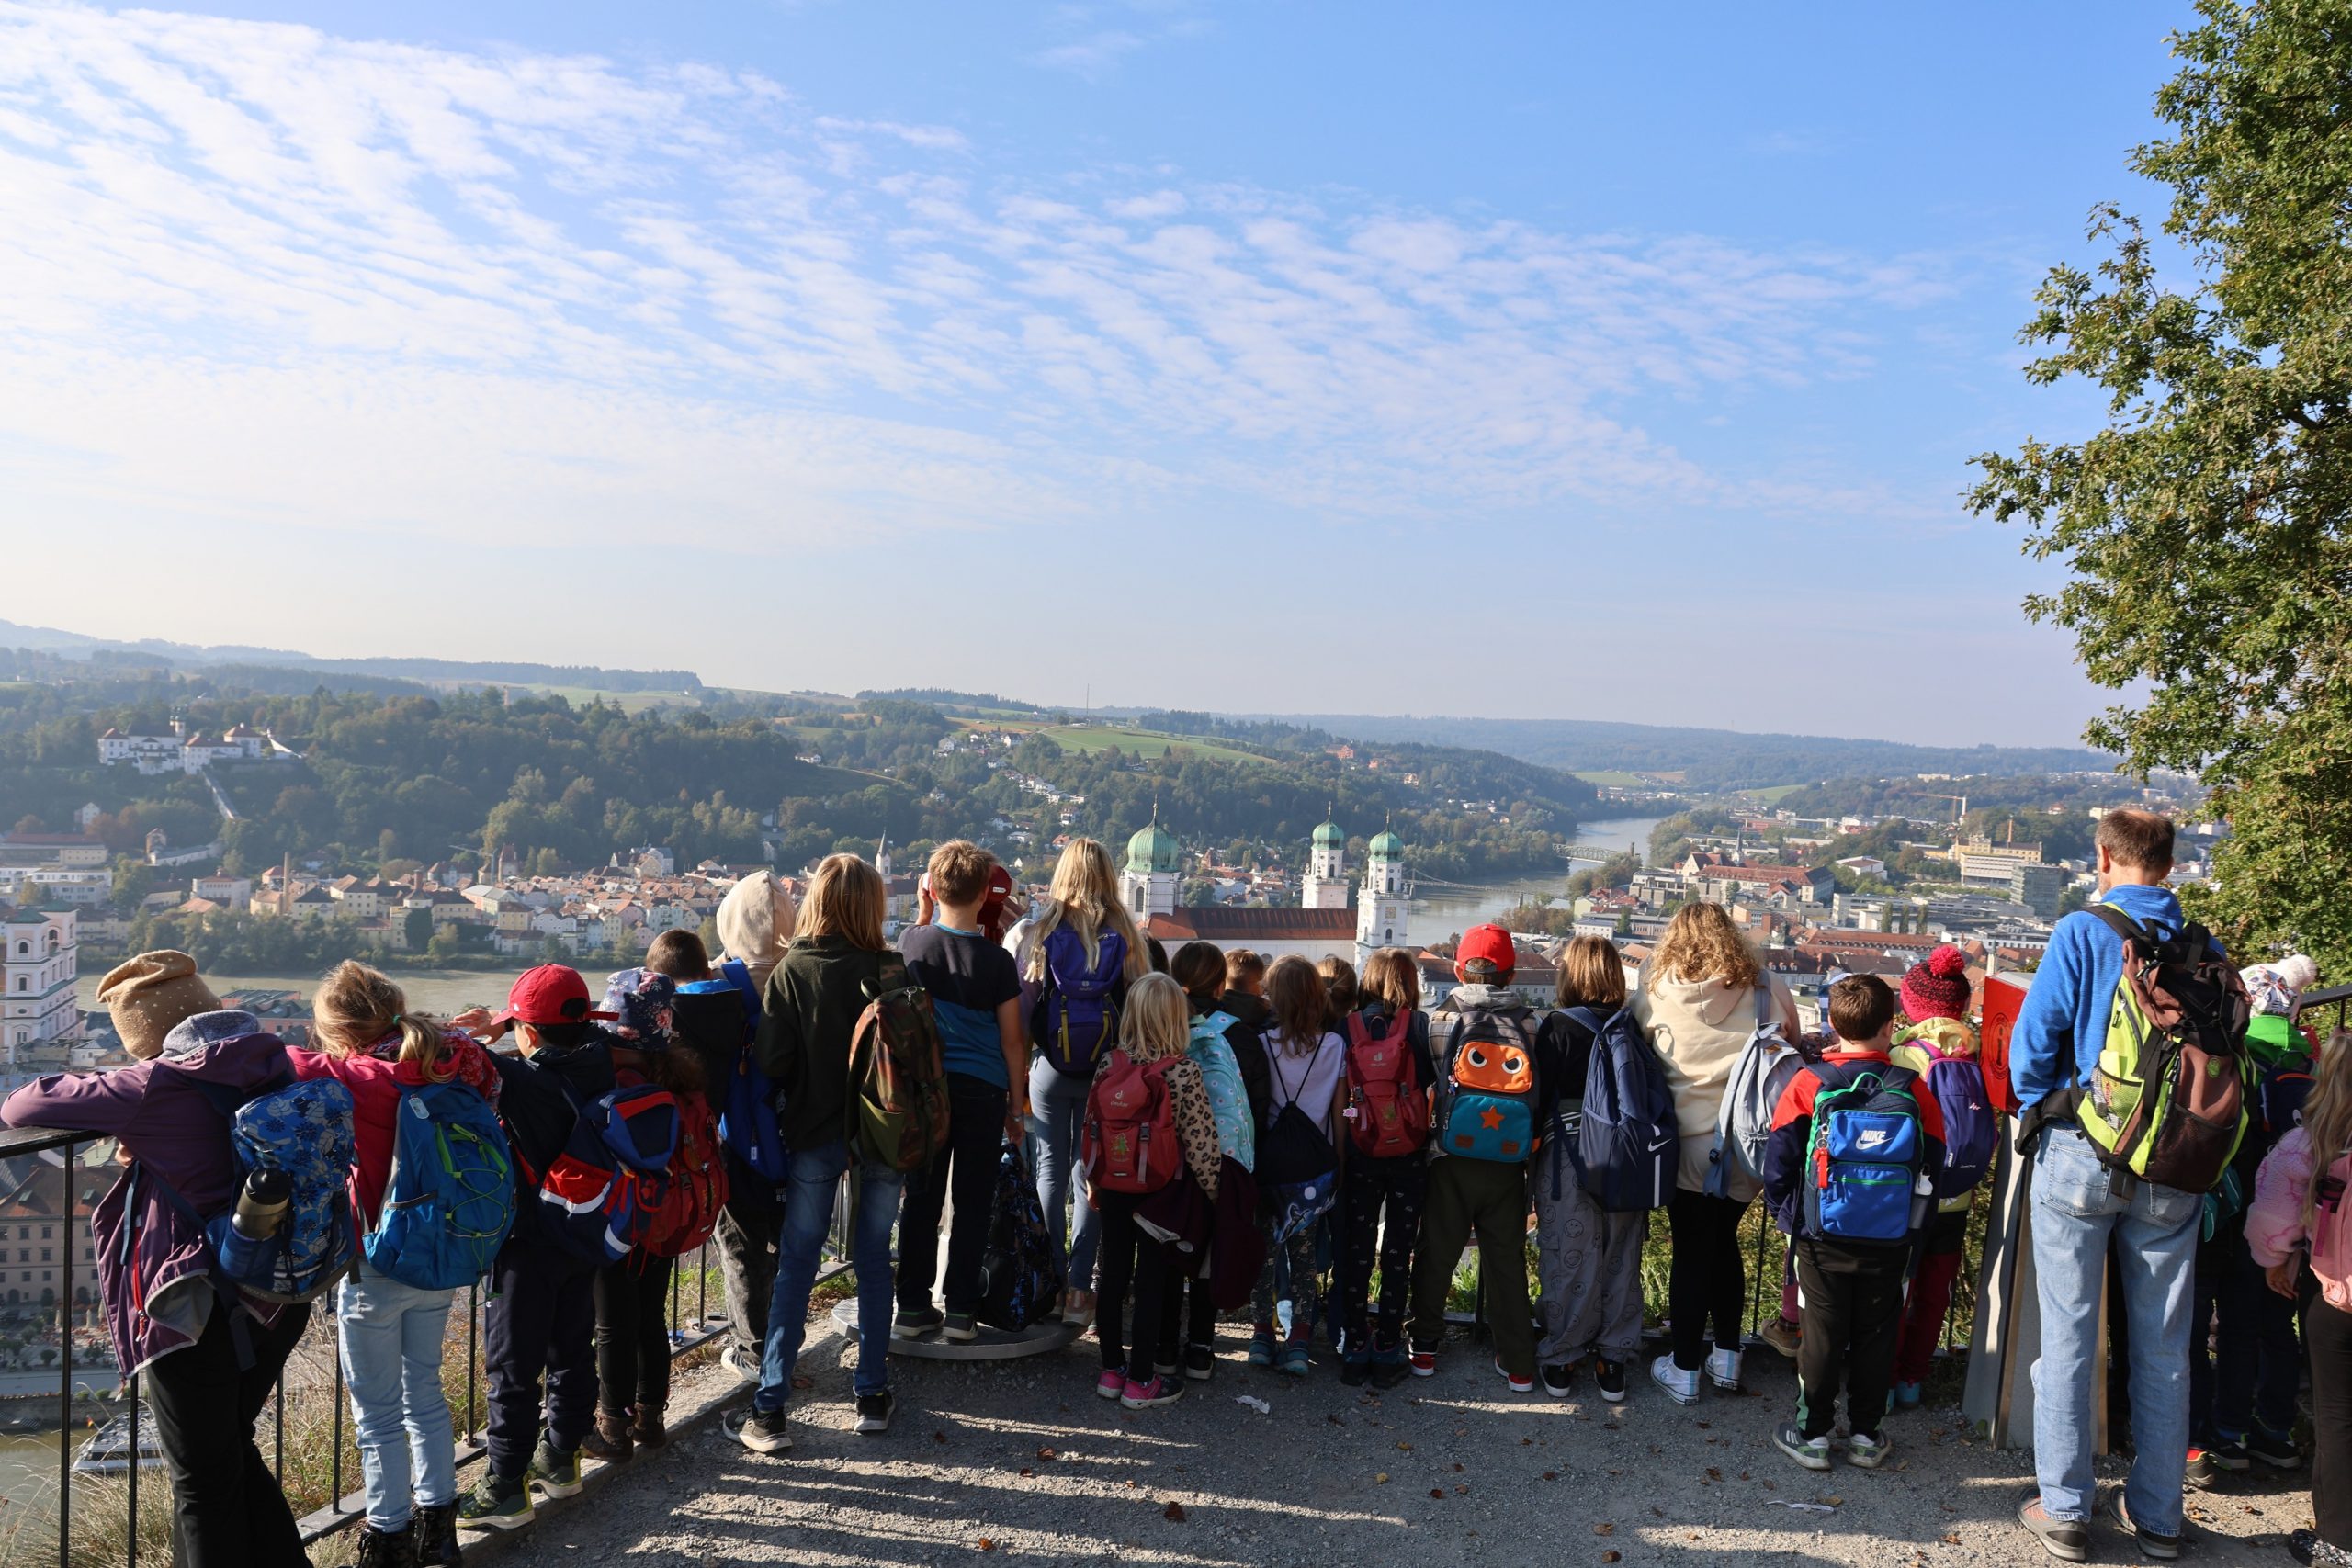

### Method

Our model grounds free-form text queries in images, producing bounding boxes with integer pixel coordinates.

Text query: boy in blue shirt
[895,841,1030,1341]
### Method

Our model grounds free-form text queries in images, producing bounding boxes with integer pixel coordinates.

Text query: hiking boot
[2103,1485,2181,1561]
[580,1409,632,1464]
[1759,1315,1802,1359]
[1340,1353,1371,1387]
[1846,1430,1894,1470]
[1595,1359,1627,1404]
[1493,1357,1534,1394]
[526,1441,581,1499]
[1183,1343,1216,1382]
[941,1311,978,1344]
[1277,1337,1311,1377]
[1095,1368,1127,1400]
[2183,1446,2218,1488]
[411,1501,462,1566]
[1704,1347,1743,1392]
[2244,1426,2302,1468]
[1649,1356,1700,1405]
[2291,1528,2352,1566]
[1773,1424,1831,1471]
[456,1472,532,1531]
[340,1522,415,1568]
[1539,1362,1577,1399]
[733,1405,793,1454]
[1891,1380,1922,1409]
[1371,1341,1410,1391]
[893,1305,944,1338]
[628,1403,667,1450]
[2017,1492,2089,1562]
[1121,1374,1183,1409]
[1408,1341,1439,1378]
[854,1388,897,1434]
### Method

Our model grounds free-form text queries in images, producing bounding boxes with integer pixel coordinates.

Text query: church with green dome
[1114,816,1412,964]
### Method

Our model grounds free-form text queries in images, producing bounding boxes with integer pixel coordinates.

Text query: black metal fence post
[57,1136,74,1568]
[126,1371,139,1568]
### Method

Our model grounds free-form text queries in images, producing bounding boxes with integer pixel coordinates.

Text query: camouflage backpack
[846,958,952,1172]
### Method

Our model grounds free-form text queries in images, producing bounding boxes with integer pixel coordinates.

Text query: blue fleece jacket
[2010,882,2224,1111]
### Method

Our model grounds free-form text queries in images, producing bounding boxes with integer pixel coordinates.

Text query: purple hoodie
[2,1032,293,1376]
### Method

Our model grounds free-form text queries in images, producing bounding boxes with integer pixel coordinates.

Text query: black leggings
[1095,1193,1169,1380]
[1668,1189,1749,1371]
[2310,1290,2352,1549]
[594,1254,676,1416]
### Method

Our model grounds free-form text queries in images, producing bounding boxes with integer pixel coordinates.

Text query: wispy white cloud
[1031,0,1212,78]
[0,0,1963,555]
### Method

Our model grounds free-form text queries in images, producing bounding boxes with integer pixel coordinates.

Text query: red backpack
[1344,1010,1429,1158]
[639,1091,728,1258]
[1082,1050,1182,1195]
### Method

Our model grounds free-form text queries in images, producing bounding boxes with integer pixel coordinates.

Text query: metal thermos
[230,1168,290,1240]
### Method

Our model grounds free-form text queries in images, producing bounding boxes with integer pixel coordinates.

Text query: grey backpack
[1702,988,1802,1199]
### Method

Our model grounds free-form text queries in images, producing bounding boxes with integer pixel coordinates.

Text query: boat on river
[72,1409,164,1474]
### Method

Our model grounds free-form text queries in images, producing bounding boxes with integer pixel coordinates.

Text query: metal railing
[0,1123,852,1568]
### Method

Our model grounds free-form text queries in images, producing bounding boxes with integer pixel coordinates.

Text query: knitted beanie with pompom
[1900,944,1972,1022]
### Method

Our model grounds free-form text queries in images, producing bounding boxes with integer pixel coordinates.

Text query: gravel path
[469,1323,2313,1567]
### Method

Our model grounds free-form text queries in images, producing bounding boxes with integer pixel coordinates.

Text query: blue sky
[0,1,2196,745]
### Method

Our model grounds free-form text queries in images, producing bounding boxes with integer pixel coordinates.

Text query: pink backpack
[2313,1147,2352,1310]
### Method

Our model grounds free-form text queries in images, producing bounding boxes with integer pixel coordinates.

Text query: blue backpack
[1435,1002,1539,1162]
[1802,1064,1929,1247]
[1036,926,1125,1076]
[363,1079,514,1290]
[977,1144,1062,1332]
[695,961,787,1183]
[1566,1006,1678,1212]
[535,1083,683,1265]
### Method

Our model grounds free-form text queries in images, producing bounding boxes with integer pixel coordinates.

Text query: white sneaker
[1705,1348,1743,1392]
[1649,1355,1701,1406]
[719,1344,757,1384]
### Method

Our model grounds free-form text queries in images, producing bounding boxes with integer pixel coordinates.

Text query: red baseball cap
[1454,924,1518,981]
[492,964,614,1028]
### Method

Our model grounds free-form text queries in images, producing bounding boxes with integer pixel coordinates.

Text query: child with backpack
[450,964,616,1530]
[1408,926,1543,1392]
[581,971,722,1463]
[711,875,793,1383]
[1083,972,1223,1408]
[1884,945,1993,1409]
[1015,838,1148,1327]
[2246,1024,2352,1567]
[1337,948,1434,1390]
[1532,935,1660,1404]
[1251,957,1349,1375]
[292,962,504,1568]
[1159,941,1268,1381]
[738,854,913,1452]
[896,842,1030,1344]
[3,953,328,1568]
[1761,975,1945,1472]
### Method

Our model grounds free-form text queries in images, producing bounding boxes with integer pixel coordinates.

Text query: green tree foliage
[1967,2,2352,972]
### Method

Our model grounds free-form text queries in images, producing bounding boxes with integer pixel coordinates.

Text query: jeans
[483,1240,598,1480]
[336,1271,458,1531]
[1028,1058,1100,1292]
[758,1139,903,1407]
[2029,1124,2199,1530]
[143,1300,311,1568]
[898,1073,1010,1316]
[716,1150,784,1361]
[594,1254,675,1416]
[1667,1188,1749,1371]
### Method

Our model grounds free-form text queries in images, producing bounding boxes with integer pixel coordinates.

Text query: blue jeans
[757,1140,903,1407]
[2030,1125,2199,1530]
[334,1271,457,1531]
[1027,1058,1099,1292]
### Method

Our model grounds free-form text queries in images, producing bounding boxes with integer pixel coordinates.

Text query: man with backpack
[452,965,617,1532]
[1407,926,1543,1392]
[2011,810,2237,1562]
[1762,974,1945,1472]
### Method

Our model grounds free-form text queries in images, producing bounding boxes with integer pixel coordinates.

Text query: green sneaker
[526,1440,582,1499]
[456,1472,533,1530]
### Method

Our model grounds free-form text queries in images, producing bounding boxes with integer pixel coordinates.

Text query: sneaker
[2103,1485,2181,1561]
[1492,1357,1534,1394]
[1538,1361,1577,1398]
[732,1405,793,1455]
[456,1472,532,1531]
[1121,1374,1183,1409]
[2017,1491,2089,1562]
[2183,1446,2218,1489]
[1371,1341,1410,1391]
[941,1312,978,1344]
[525,1442,581,1500]
[1846,1429,1894,1470]
[1277,1338,1311,1377]
[1096,1368,1127,1400]
[1408,1341,1439,1378]
[893,1305,944,1339]
[1649,1356,1700,1406]
[1061,1292,1096,1328]
[2243,1426,2302,1469]
[1340,1353,1371,1388]
[854,1388,897,1435]
[2203,1436,2252,1472]
[1759,1315,1802,1359]
[1704,1347,1743,1392]
[1153,1357,1180,1378]
[2290,1528,2352,1566]
[1773,1423,1832,1471]
[1183,1343,1216,1382]
[720,1343,758,1384]
[1595,1359,1627,1404]
[1249,1333,1277,1368]
[1891,1380,1922,1409]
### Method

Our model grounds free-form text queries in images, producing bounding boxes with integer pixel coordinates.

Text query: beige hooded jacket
[717,873,795,990]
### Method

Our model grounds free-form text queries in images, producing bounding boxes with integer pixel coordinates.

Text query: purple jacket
[2,1035,293,1376]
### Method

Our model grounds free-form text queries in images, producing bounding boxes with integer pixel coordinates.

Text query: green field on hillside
[1571,770,1647,787]
[1744,783,1807,804]
[1035,725,1269,766]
